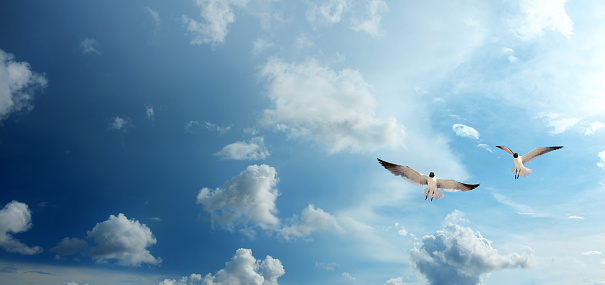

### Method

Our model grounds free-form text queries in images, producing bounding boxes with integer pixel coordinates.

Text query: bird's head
[429,172,435,178]
[513,153,519,158]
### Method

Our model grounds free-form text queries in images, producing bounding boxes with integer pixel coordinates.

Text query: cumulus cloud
[410,210,531,285]
[214,136,270,160]
[87,213,161,266]
[0,49,47,121]
[280,204,342,240]
[452,123,480,140]
[535,112,580,135]
[161,248,284,285]
[80,38,101,55]
[50,237,87,255]
[306,0,348,27]
[259,57,405,153]
[182,0,249,45]
[197,164,280,232]
[0,201,42,255]
[511,0,573,40]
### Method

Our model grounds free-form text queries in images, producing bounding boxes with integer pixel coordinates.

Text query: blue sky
[1,0,604,284]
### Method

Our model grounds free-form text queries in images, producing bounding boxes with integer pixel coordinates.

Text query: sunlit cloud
[280,204,342,240]
[511,0,573,40]
[535,112,580,135]
[585,121,605,135]
[87,213,161,266]
[597,151,605,168]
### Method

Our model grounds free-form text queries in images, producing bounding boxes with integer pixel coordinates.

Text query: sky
[0,0,604,284]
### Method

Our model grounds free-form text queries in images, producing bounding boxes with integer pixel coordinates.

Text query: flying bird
[377,158,479,201]
[495,146,563,179]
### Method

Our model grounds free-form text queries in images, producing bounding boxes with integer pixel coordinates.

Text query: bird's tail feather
[511,167,533,177]
[422,188,444,200]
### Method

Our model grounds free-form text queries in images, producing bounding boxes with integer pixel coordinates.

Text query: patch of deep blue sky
[1,1,605,284]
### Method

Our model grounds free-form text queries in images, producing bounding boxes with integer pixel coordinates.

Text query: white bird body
[496,146,563,179]
[512,155,532,178]
[377,158,479,201]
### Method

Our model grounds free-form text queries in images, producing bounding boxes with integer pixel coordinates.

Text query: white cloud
[597,151,605,168]
[384,277,405,285]
[80,38,101,55]
[185,120,199,133]
[452,123,480,139]
[342,272,356,282]
[205,121,231,135]
[316,261,339,271]
[492,193,548,218]
[567,215,585,220]
[197,164,280,232]
[511,0,573,40]
[280,204,342,240]
[306,0,348,27]
[108,116,132,132]
[182,0,249,45]
[259,57,405,154]
[214,136,270,160]
[145,7,160,28]
[178,248,285,285]
[410,210,531,285]
[582,251,602,255]
[0,49,47,121]
[350,0,388,37]
[0,201,42,255]
[585,121,605,135]
[252,38,273,55]
[502,47,518,63]
[50,237,87,255]
[535,112,580,135]
[477,143,492,152]
[146,105,154,120]
[87,213,161,266]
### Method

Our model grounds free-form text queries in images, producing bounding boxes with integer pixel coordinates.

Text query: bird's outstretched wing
[377,158,428,186]
[496,146,515,156]
[521,146,563,164]
[436,179,479,192]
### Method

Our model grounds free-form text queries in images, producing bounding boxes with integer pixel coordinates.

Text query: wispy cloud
[214,136,270,160]
[182,0,249,46]
[597,151,605,168]
[452,123,480,139]
[535,112,580,135]
[144,7,160,28]
[585,121,604,135]
[205,121,231,135]
[145,105,154,120]
[108,116,132,132]
[492,193,549,218]
[80,38,101,55]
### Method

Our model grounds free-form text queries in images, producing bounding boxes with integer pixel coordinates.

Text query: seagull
[495,146,563,179]
[377,158,479,201]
